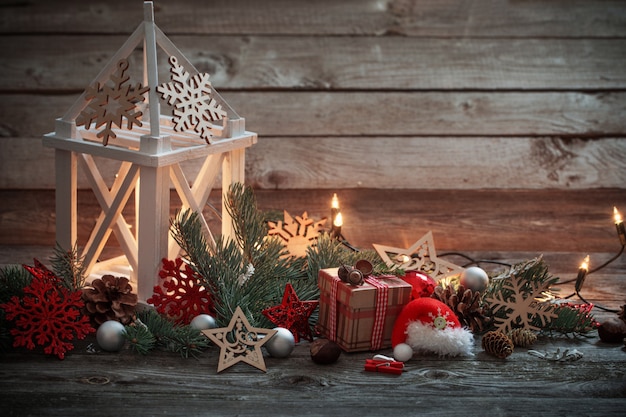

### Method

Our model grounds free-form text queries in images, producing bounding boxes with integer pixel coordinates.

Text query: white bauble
[264,327,295,358]
[393,343,414,362]
[460,266,490,293]
[190,314,217,331]
[97,320,126,352]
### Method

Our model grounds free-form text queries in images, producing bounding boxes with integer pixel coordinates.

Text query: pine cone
[83,275,138,326]
[432,284,492,333]
[506,328,537,348]
[482,330,514,358]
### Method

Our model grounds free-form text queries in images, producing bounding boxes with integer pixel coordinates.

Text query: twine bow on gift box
[338,259,373,286]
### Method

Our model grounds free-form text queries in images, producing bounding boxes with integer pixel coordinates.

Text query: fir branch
[129,309,209,357]
[164,325,210,359]
[0,265,33,304]
[50,242,87,290]
[124,321,156,355]
[540,303,597,337]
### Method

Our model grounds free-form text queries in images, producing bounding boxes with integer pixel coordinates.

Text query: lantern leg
[137,164,169,302]
[55,149,77,251]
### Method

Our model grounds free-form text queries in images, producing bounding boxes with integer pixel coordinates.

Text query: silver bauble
[97,320,126,352]
[264,327,295,358]
[190,314,217,331]
[459,266,490,293]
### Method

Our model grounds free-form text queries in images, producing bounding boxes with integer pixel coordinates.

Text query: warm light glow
[614,206,623,225]
[331,193,339,210]
[579,255,590,271]
[333,212,343,227]
[396,254,411,263]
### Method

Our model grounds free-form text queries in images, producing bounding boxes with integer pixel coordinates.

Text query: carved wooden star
[262,283,318,343]
[373,231,464,281]
[202,306,277,373]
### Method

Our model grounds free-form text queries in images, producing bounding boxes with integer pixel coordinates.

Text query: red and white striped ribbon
[365,276,389,350]
[328,274,340,342]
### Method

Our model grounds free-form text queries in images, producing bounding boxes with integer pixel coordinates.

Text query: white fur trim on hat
[405,320,474,357]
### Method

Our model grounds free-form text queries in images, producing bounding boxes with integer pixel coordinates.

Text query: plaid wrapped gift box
[317,268,412,352]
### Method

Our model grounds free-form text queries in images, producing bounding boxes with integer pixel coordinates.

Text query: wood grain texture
[2,189,625,253]
[3,137,625,190]
[2,36,626,91]
[1,0,625,191]
[1,0,625,37]
[0,286,623,417]
[2,92,625,138]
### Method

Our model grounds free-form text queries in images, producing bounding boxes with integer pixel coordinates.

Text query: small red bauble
[401,270,437,299]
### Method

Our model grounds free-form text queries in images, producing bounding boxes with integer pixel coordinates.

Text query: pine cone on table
[82,275,138,326]
[482,330,514,359]
[506,328,537,348]
[431,284,493,333]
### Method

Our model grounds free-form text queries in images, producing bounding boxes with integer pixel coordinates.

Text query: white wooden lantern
[42,2,257,301]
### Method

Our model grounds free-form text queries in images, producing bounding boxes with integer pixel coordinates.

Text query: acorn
[310,338,341,365]
[597,317,626,343]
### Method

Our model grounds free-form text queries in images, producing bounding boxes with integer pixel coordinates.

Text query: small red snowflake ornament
[1,262,94,360]
[262,283,318,343]
[147,258,213,325]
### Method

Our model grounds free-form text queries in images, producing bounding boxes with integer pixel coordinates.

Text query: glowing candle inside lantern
[574,255,590,293]
[614,207,626,245]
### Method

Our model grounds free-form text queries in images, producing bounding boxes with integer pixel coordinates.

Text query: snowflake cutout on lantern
[373,231,464,281]
[76,59,149,146]
[485,273,558,334]
[428,307,457,330]
[157,55,227,143]
[267,211,327,258]
[147,258,213,325]
[262,283,318,343]
[0,262,94,360]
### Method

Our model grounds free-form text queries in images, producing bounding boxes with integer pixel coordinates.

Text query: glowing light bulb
[613,207,626,245]
[579,255,590,271]
[334,212,343,228]
[614,207,623,224]
[331,193,339,210]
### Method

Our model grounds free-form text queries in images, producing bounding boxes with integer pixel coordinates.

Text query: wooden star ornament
[202,306,277,373]
[262,283,318,343]
[373,231,465,281]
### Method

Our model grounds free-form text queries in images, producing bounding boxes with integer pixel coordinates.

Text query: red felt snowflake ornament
[262,283,318,343]
[147,258,213,325]
[1,262,94,360]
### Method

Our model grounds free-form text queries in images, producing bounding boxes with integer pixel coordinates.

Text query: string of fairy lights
[328,194,623,313]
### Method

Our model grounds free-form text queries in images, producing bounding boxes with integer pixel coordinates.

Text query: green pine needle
[50,242,87,290]
[124,322,156,355]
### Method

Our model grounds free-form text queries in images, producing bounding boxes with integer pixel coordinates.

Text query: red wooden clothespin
[364,355,404,375]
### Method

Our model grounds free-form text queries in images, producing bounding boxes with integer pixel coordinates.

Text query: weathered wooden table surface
[0,273,624,417]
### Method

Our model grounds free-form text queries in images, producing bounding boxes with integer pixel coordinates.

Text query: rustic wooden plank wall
[0,0,625,190]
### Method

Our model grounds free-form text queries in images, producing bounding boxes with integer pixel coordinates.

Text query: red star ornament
[262,283,318,343]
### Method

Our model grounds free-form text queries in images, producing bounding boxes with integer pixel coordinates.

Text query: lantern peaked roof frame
[42,1,257,302]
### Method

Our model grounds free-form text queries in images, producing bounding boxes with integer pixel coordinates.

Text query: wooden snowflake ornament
[202,306,277,373]
[485,273,558,334]
[267,211,327,257]
[76,59,149,146]
[373,231,464,281]
[157,56,227,143]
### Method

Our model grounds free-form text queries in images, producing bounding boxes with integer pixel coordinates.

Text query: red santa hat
[392,297,474,357]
